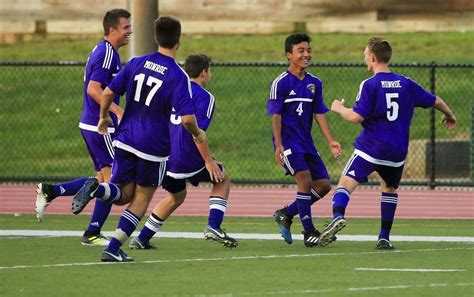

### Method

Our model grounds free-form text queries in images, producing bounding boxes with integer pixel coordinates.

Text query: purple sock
[286,200,298,217]
[287,187,321,217]
[108,209,141,253]
[379,192,398,240]
[332,187,350,218]
[138,213,164,244]
[86,199,112,232]
[208,196,227,229]
[296,192,315,232]
[53,177,89,197]
[93,183,122,203]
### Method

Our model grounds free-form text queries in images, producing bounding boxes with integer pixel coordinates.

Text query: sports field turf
[1,215,472,296]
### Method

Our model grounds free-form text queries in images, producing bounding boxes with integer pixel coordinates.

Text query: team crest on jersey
[307,84,316,94]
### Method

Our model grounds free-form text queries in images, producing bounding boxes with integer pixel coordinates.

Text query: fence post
[429,62,437,189]
[471,103,474,182]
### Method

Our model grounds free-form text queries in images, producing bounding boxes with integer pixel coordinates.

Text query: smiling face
[109,17,132,47]
[287,41,312,70]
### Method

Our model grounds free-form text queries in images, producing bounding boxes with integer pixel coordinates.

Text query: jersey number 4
[296,102,304,116]
[134,73,163,106]
[385,93,399,121]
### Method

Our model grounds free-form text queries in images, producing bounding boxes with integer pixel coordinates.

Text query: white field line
[218,283,474,296]
[0,247,472,271]
[354,268,466,272]
[1,230,474,242]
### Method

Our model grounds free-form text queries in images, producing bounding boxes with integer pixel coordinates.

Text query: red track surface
[0,184,472,219]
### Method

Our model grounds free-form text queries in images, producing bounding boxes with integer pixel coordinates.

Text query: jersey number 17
[133,73,163,106]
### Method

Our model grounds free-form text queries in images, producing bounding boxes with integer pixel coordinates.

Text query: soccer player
[267,33,342,247]
[72,16,224,262]
[319,37,457,249]
[128,54,238,250]
[34,9,132,246]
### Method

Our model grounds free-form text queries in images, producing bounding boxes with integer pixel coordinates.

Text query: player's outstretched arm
[331,99,364,123]
[433,96,457,130]
[97,87,115,135]
[314,114,342,159]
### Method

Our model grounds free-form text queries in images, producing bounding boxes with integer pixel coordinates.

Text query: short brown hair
[103,9,130,36]
[367,37,392,63]
[154,16,181,49]
[184,54,212,78]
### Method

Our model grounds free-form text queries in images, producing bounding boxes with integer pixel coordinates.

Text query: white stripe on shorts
[342,152,358,176]
[158,161,166,186]
[354,149,405,167]
[103,134,114,158]
[282,148,294,175]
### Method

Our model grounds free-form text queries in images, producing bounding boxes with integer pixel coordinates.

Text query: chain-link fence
[1,61,472,187]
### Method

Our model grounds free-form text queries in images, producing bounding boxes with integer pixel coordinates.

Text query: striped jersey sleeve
[267,71,288,114]
[89,41,119,85]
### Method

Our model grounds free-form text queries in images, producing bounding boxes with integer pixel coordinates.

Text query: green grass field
[0,215,473,296]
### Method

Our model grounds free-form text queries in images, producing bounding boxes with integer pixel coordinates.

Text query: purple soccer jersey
[107,52,194,161]
[167,81,215,177]
[352,72,436,165]
[267,70,329,155]
[80,40,121,133]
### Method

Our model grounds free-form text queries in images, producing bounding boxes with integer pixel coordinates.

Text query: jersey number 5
[170,108,181,125]
[134,73,163,106]
[385,93,399,121]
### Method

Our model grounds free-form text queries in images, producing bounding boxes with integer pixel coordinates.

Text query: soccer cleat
[273,208,293,244]
[318,216,346,247]
[71,177,99,215]
[129,237,157,250]
[376,238,395,250]
[204,226,238,248]
[35,183,56,222]
[302,229,321,247]
[81,233,110,247]
[101,248,134,262]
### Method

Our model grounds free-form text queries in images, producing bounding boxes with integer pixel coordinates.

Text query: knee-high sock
[85,200,112,233]
[208,196,227,229]
[287,188,321,217]
[108,209,141,253]
[296,192,315,232]
[137,213,164,244]
[53,177,89,197]
[379,192,398,240]
[92,183,122,203]
[332,187,350,218]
